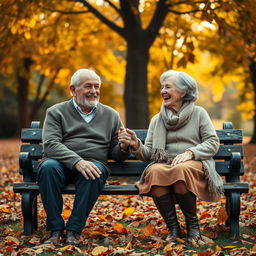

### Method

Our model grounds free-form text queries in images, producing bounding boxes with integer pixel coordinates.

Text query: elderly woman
[119,70,223,243]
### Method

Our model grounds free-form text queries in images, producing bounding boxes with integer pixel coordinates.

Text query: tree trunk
[124,40,150,128]
[16,58,33,133]
[249,58,256,143]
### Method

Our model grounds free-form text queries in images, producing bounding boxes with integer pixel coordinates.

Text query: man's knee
[38,159,65,179]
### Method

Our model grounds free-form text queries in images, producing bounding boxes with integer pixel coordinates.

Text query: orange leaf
[200,210,211,219]
[143,223,155,236]
[1,208,10,213]
[216,207,228,224]
[251,244,256,252]
[98,215,108,222]
[89,231,107,239]
[63,209,72,220]
[113,222,127,234]
[215,245,222,251]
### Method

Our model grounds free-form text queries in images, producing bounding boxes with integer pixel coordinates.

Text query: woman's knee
[151,185,170,197]
[172,180,187,194]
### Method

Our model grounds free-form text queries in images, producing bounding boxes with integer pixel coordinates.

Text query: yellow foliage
[122,207,135,216]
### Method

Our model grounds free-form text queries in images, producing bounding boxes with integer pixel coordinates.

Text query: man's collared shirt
[72,98,97,123]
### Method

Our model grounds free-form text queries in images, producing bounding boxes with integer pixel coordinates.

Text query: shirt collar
[72,98,97,116]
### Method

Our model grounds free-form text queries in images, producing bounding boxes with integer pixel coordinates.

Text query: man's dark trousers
[37,159,108,234]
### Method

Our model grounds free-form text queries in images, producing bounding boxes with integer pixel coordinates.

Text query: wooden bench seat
[13,121,249,238]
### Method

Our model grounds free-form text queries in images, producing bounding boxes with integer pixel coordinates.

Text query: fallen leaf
[122,207,135,216]
[4,236,20,245]
[91,245,109,256]
[143,223,155,236]
[216,207,228,224]
[113,222,127,234]
[163,242,175,252]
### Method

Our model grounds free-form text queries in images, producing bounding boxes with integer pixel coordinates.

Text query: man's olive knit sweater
[42,99,129,171]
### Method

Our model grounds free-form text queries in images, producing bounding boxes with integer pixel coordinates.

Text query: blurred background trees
[0,0,255,142]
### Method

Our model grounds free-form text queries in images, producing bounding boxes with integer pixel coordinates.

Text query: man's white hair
[70,69,101,86]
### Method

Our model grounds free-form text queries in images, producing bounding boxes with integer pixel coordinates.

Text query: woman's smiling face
[160,76,186,111]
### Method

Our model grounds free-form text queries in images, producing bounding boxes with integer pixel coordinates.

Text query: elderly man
[37,69,130,245]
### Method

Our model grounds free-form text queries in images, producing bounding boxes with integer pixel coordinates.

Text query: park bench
[13,121,249,239]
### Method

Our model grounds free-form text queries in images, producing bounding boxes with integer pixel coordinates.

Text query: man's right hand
[75,160,101,180]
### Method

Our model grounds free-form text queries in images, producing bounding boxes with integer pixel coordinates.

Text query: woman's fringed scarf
[140,101,223,196]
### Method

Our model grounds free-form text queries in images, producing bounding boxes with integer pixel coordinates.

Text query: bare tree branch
[103,0,122,16]
[73,0,125,38]
[119,0,142,31]
[145,0,169,44]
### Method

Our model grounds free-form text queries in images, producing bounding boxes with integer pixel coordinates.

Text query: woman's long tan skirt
[135,160,219,202]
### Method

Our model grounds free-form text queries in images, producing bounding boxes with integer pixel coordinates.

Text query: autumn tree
[32,0,223,128]
[199,0,256,142]
[0,0,124,133]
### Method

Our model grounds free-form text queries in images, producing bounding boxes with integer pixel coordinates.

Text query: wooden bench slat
[216,129,242,143]
[20,143,244,160]
[13,182,249,195]
[21,128,242,144]
[30,160,244,177]
[214,145,243,158]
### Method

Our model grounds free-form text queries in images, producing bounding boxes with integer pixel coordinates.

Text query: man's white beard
[77,97,99,109]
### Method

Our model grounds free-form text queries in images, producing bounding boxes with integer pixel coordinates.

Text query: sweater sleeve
[188,108,220,160]
[43,107,82,170]
[131,115,157,161]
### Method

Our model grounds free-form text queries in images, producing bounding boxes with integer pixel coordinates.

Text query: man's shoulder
[98,103,119,116]
[47,100,72,112]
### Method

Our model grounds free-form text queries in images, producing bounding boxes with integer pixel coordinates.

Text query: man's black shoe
[44,230,62,245]
[66,230,80,246]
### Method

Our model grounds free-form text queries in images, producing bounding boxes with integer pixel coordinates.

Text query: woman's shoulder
[193,105,209,115]
[150,113,161,123]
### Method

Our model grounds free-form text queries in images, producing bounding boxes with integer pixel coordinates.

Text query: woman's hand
[126,128,140,150]
[118,128,140,151]
[171,150,194,166]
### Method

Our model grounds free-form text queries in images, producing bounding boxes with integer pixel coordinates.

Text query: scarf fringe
[203,165,224,196]
[150,148,173,164]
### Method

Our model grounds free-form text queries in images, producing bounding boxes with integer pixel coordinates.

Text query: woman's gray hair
[160,70,198,102]
[70,69,101,87]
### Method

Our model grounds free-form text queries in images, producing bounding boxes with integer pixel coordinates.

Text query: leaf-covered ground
[0,139,255,256]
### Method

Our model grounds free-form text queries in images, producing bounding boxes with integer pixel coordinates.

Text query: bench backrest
[20,121,244,181]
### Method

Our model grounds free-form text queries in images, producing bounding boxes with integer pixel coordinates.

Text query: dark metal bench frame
[13,121,249,238]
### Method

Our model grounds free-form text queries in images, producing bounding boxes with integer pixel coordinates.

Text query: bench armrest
[227,152,241,182]
[19,152,36,182]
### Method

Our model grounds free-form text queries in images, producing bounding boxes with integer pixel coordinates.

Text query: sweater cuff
[70,157,83,171]
[131,139,142,154]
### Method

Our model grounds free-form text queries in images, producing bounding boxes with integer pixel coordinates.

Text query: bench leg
[226,191,240,239]
[22,192,38,235]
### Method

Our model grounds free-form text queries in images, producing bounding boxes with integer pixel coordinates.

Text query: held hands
[171,150,194,166]
[75,160,101,180]
[118,127,140,151]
